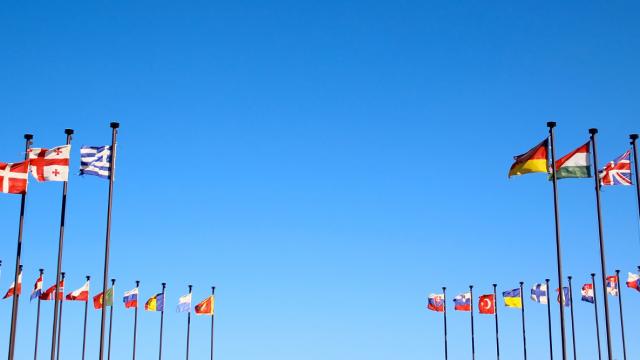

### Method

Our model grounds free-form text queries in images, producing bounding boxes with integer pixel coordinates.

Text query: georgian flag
[28,145,70,182]
[66,281,90,301]
[0,161,29,194]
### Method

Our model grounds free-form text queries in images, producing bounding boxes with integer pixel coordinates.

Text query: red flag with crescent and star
[0,161,29,194]
[478,294,495,314]
[28,145,70,182]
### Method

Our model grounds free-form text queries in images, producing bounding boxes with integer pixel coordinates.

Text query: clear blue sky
[0,1,639,359]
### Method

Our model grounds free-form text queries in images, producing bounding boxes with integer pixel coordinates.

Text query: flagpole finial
[568,275,572,280]
[24,134,33,140]
[630,134,638,141]
[547,122,556,128]
[111,278,115,285]
[519,281,524,286]
[18,264,23,271]
[86,275,90,281]
[469,285,473,290]
[211,286,215,295]
[492,283,497,288]
[589,128,598,135]
[61,272,65,278]
[188,285,193,293]
[615,269,620,274]
[591,273,596,277]
[39,269,43,274]
[110,122,120,129]
[136,280,140,287]
[64,129,74,135]
[545,278,550,282]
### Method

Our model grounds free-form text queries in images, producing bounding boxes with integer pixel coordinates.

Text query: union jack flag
[599,150,632,186]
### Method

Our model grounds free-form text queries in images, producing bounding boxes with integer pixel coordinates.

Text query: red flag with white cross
[0,161,29,194]
[28,145,70,182]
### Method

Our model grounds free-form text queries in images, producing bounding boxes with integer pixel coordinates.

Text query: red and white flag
[40,280,64,301]
[3,273,23,299]
[66,281,90,301]
[0,161,29,194]
[478,294,495,314]
[28,145,70,182]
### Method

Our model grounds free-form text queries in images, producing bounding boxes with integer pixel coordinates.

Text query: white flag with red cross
[28,145,70,182]
[0,161,29,194]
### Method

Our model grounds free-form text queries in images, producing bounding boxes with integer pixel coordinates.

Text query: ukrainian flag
[502,288,522,308]
[145,293,165,312]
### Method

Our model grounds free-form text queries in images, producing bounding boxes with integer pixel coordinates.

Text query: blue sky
[0,1,639,359]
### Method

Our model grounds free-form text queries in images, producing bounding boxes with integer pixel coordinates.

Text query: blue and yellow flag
[145,293,165,312]
[502,288,522,308]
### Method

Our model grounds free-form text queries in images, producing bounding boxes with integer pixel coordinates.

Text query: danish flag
[0,161,29,194]
[599,150,632,186]
[28,145,70,182]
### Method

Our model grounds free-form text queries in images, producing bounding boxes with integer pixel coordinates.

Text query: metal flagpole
[211,286,216,360]
[469,285,475,360]
[132,280,139,360]
[519,281,527,360]
[8,133,33,360]
[159,283,166,360]
[545,279,554,360]
[107,278,116,360]
[614,270,627,360]
[50,129,73,360]
[630,134,640,221]
[589,128,614,360]
[99,122,119,360]
[567,276,577,360]
[492,284,500,360]
[33,269,44,360]
[81,276,90,360]
[55,272,65,360]
[591,273,602,360]
[186,285,192,360]
[548,122,568,360]
[442,286,448,360]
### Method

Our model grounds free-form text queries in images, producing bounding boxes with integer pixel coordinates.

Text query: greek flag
[80,146,112,179]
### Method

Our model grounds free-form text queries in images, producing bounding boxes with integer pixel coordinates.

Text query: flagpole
[81,276,90,360]
[591,273,602,360]
[519,281,527,360]
[589,128,614,360]
[33,268,44,360]
[442,286,448,360]
[8,133,33,360]
[211,286,216,360]
[99,122,119,360]
[159,283,166,360]
[545,279,554,360]
[630,134,639,220]
[548,122,568,360]
[469,285,475,360]
[132,280,139,360]
[50,129,73,360]
[107,278,115,360]
[567,276,577,360]
[614,270,627,360]
[492,284,500,360]
[186,285,192,360]
[55,272,65,360]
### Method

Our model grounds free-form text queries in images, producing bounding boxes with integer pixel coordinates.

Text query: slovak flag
[66,281,90,301]
[478,294,495,314]
[626,273,640,292]
[30,273,43,301]
[123,288,139,309]
[453,292,471,311]
[3,273,23,299]
[427,294,445,312]
[581,284,595,303]
[28,145,71,182]
[606,276,618,296]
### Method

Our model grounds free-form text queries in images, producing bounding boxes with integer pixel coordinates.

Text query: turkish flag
[478,294,495,314]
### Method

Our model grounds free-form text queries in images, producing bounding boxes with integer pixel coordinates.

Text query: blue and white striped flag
[80,146,112,179]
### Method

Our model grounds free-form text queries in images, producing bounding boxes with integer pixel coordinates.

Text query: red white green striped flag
[554,142,591,179]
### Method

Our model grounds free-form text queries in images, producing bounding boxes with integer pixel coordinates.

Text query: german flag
[509,138,549,177]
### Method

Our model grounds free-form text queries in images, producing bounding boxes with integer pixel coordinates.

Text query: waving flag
[28,145,70,182]
[93,287,114,309]
[453,292,471,311]
[123,288,139,309]
[30,273,43,301]
[530,283,548,304]
[554,142,591,179]
[145,293,165,312]
[3,273,23,299]
[427,294,445,312]
[556,287,570,307]
[66,281,90,301]
[478,294,495,314]
[606,276,619,296]
[581,284,595,303]
[177,293,192,313]
[503,288,522,308]
[626,273,640,292]
[0,161,29,194]
[195,296,215,316]
[509,139,549,177]
[600,150,632,186]
[40,280,64,301]
[80,146,112,179]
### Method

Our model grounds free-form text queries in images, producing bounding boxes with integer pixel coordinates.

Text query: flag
[93,287,114,309]
[478,294,495,314]
[3,273,23,299]
[600,150,632,186]
[66,281,90,301]
[556,287,570,307]
[0,161,29,194]
[177,293,192,313]
[80,146,112,179]
[554,142,591,179]
[625,273,640,292]
[530,283,548,304]
[606,276,618,296]
[503,288,522,308]
[581,284,595,303]
[123,288,139,309]
[453,292,471,311]
[30,273,43,301]
[145,293,165,312]
[40,280,64,301]
[427,294,445,312]
[508,139,549,177]
[195,295,215,315]
[28,145,70,182]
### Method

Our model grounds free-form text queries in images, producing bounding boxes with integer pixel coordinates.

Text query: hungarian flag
[195,295,215,316]
[28,145,71,182]
[3,273,23,299]
[508,139,549,177]
[66,281,90,301]
[40,280,64,301]
[0,161,29,194]
[554,142,591,179]
[427,294,445,312]
[626,273,640,292]
[93,287,114,309]
[478,294,495,314]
